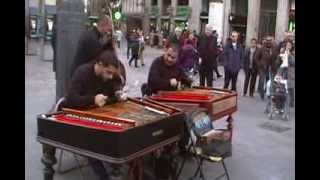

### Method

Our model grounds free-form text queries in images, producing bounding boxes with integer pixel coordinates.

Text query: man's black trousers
[199,67,213,87]
[243,68,258,96]
[224,69,239,91]
[129,54,139,67]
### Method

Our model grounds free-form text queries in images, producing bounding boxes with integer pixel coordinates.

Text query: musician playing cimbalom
[141,43,193,179]
[143,43,193,96]
[66,50,126,180]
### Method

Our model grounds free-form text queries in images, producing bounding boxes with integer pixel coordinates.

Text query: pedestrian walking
[221,31,244,91]
[129,32,140,68]
[242,38,259,97]
[138,30,145,66]
[126,30,133,59]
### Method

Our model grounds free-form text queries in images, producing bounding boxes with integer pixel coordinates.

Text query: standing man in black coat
[70,16,115,76]
[222,31,244,91]
[197,24,218,87]
[242,38,259,97]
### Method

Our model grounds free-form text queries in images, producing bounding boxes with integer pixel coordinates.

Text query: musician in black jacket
[65,50,126,180]
[145,45,192,95]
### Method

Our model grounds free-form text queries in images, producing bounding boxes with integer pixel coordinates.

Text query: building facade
[223,0,295,45]
[121,0,149,33]
[128,0,295,46]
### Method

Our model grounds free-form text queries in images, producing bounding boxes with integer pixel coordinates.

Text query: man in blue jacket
[222,31,244,91]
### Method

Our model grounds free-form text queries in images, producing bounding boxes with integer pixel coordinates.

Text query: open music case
[37,98,185,163]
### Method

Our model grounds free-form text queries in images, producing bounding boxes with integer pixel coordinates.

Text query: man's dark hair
[164,40,178,52]
[95,50,119,68]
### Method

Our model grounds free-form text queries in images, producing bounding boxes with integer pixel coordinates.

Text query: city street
[25,39,295,180]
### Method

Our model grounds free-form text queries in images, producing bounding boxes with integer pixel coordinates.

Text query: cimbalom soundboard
[37,98,185,163]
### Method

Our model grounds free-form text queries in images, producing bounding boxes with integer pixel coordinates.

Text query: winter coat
[254,46,278,74]
[243,47,258,72]
[197,34,218,69]
[177,44,199,71]
[222,42,244,73]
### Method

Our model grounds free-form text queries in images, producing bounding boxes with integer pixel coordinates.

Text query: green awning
[176,6,191,17]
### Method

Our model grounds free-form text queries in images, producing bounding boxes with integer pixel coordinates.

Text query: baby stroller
[264,73,290,120]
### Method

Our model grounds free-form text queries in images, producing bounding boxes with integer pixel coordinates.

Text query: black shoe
[217,75,222,78]
[242,93,247,97]
[142,64,145,66]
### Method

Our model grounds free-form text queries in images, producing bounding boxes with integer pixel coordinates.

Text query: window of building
[259,0,277,40]
[163,0,171,6]
[162,0,171,15]
[151,0,157,6]
[178,0,188,6]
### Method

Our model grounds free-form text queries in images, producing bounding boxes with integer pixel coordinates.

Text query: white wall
[208,2,224,42]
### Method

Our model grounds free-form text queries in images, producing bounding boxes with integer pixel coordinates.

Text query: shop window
[178,0,188,6]
[151,0,157,6]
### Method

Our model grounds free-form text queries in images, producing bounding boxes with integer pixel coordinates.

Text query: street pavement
[25,39,295,180]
